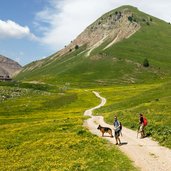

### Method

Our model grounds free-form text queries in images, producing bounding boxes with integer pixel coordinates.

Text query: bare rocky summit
[0,55,22,78]
[56,6,140,57]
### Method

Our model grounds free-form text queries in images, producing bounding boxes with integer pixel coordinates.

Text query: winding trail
[84,91,171,171]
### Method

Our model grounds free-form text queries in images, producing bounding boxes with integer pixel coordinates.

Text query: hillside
[1,5,171,170]
[15,6,171,86]
[0,55,22,78]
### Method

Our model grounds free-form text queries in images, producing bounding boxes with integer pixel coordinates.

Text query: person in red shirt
[139,113,145,138]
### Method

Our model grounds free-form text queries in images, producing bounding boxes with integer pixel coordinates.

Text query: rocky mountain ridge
[0,55,22,78]
[55,6,141,57]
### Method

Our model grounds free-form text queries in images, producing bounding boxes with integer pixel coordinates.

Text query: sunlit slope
[15,6,171,86]
[95,81,171,148]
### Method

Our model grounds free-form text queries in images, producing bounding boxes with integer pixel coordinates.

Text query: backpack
[120,122,122,130]
[143,117,148,126]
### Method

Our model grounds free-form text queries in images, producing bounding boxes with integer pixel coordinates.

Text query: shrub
[128,16,133,22]
[143,58,150,67]
[133,18,137,22]
[146,22,150,26]
[98,21,101,25]
[75,45,79,50]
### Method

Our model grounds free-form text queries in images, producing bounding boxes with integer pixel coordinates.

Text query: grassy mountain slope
[1,6,171,170]
[15,6,171,86]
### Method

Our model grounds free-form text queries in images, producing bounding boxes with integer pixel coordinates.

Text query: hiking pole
[113,128,115,138]
[137,125,140,139]
[120,130,123,137]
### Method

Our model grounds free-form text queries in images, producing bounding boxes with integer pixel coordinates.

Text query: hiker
[113,116,121,145]
[139,113,147,138]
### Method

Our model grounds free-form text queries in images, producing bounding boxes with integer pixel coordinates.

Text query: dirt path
[84,91,171,171]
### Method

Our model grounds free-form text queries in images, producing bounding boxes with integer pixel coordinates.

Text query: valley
[0,5,171,171]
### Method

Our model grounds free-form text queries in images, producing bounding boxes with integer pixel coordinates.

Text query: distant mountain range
[0,55,22,78]
[15,5,171,86]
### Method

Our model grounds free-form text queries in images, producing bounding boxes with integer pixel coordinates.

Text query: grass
[0,85,137,171]
[103,13,171,74]
[94,80,171,148]
[14,6,171,87]
[3,5,171,169]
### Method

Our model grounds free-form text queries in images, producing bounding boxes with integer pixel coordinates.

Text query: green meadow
[2,5,171,170]
[0,84,137,171]
[94,80,171,148]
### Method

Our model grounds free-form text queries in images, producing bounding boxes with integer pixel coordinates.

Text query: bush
[133,19,137,22]
[143,58,150,67]
[75,45,79,50]
[146,22,150,26]
[128,16,133,22]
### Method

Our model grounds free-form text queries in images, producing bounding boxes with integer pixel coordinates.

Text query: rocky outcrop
[55,7,141,57]
[0,55,22,78]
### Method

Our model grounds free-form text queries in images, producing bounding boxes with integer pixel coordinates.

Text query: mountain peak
[15,5,171,85]
[55,5,142,57]
[0,55,22,77]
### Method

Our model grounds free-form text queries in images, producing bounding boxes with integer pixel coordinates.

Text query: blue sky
[0,0,51,65]
[0,0,171,66]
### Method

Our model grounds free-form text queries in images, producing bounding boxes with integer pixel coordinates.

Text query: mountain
[15,6,171,86]
[0,55,22,78]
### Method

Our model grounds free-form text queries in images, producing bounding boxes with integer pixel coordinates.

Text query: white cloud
[0,20,37,40]
[35,0,171,50]
[35,0,117,49]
